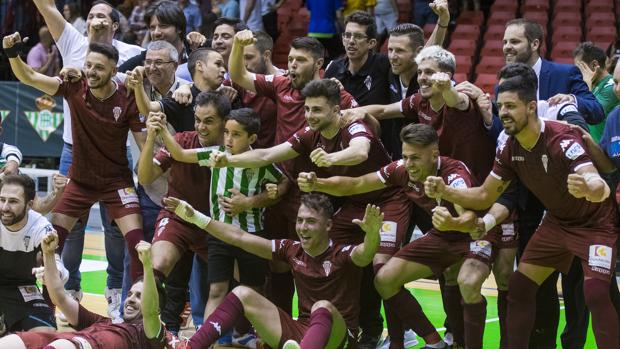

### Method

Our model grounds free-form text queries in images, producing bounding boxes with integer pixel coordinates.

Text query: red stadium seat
[554,2,581,13]
[455,55,473,75]
[552,26,583,45]
[552,12,582,28]
[522,12,549,27]
[480,40,505,57]
[453,73,469,83]
[456,11,484,26]
[474,73,498,96]
[483,25,507,42]
[449,39,477,57]
[586,12,615,29]
[552,41,580,59]
[477,56,505,75]
[523,0,550,12]
[451,24,480,41]
[587,28,616,49]
[586,1,614,14]
[488,11,517,26]
[491,1,518,13]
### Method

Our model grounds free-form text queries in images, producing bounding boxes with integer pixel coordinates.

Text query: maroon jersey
[287,121,400,204]
[253,74,358,144]
[155,132,211,217]
[491,120,618,229]
[377,156,474,239]
[54,77,144,190]
[238,85,278,149]
[401,94,495,183]
[272,239,362,330]
[71,304,174,349]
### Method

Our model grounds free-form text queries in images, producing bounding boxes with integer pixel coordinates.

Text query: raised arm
[211,142,299,169]
[229,30,258,92]
[159,124,200,163]
[433,72,469,110]
[425,174,511,211]
[32,174,67,214]
[309,137,370,167]
[163,197,272,260]
[425,0,450,48]
[41,231,79,326]
[350,204,383,267]
[137,113,164,185]
[297,171,386,196]
[4,33,60,95]
[125,67,162,114]
[136,241,161,339]
[32,0,67,41]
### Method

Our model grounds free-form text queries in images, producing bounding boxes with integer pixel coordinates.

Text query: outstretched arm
[350,204,383,267]
[136,241,162,339]
[297,171,386,196]
[309,137,370,167]
[433,72,469,110]
[159,125,200,163]
[163,197,273,260]
[211,142,299,169]
[229,30,258,92]
[32,0,67,41]
[425,174,511,211]
[4,33,60,95]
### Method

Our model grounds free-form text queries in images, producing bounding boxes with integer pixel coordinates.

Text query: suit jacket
[538,59,604,124]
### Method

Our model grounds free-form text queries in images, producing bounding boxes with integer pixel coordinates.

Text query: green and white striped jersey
[197,146,283,232]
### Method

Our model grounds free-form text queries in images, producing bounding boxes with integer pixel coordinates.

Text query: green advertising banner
[0,82,64,157]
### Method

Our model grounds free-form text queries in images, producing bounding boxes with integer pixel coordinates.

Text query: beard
[1,207,27,227]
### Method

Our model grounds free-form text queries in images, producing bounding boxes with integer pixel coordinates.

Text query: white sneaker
[282,339,301,349]
[232,331,258,349]
[105,288,123,323]
[376,330,419,349]
[443,332,453,346]
[58,289,83,322]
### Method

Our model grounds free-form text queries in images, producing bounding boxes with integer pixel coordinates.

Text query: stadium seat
[587,28,616,48]
[449,39,477,57]
[490,2,518,13]
[488,11,517,26]
[477,56,506,75]
[455,55,473,75]
[554,2,581,13]
[480,41,504,57]
[553,12,582,28]
[483,25,507,42]
[523,0,550,12]
[552,26,583,45]
[552,41,580,59]
[522,12,549,27]
[474,73,498,96]
[451,24,480,41]
[586,12,615,29]
[586,0,614,14]
[456,11,484,26]
[453,73,468,83]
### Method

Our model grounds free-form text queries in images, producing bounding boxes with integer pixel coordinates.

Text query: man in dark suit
[502,18,606,349]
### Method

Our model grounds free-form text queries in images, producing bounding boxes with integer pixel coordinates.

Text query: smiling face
[86,3,117,41]
[388,35,417,76]
[288,48,321,90]
[497,90,535,136]
[213,24,235,62]
[194,104,225,145]
[145,48,177,89]
[148,15,181,46]
[416,58,442,99]
[303,96,339,132]
[342,22,374,61]
[0,184,29,228]
[401,142,438,183]
[84,51,116,89]
[295,204,331,253]
[224,119,256,155]
[503,24,537,65]
[123,281,144,323]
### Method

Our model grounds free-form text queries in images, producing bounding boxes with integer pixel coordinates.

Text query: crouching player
[163,193,382,349]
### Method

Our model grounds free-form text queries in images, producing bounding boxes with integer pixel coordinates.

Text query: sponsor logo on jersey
[348,123,366,135]
[112,106,122,122]
[265,74,274,82]
[589,245,613,271]
[560,139,572,152]
[565,142,585,160]
[292,257,306,267]
[511,156,525,161]
[418,111,432,121]
[380,221,397,244]
[322,260,333,276]
[469,240,492,258]
[282,95,294,103]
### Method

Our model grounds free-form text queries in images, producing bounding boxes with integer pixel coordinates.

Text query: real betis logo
[24,95,63,142]
[0,110,9,123]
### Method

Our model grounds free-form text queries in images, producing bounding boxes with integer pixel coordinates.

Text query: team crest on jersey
[565,142,585,160]
[322,260,332,276]
[541,154,549,173]
[23,236,31,249]
[112,106,122,122]
[364,75,372,90]
[418,111,432,121]
[282,95,294,103]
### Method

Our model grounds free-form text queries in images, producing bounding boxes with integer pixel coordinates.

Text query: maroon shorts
[52,180,141,221]
[17,331,98,349]
[484,221,518,249]
[520,218,618,281]
[329,193,412,255]
[394,232,496,277]
[275,308,349,349]
[152,214,209,261]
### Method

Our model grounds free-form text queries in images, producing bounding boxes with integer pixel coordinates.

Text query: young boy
[160,107,288,345]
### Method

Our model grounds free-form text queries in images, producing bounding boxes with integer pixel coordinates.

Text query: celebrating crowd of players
[1,0,620,348]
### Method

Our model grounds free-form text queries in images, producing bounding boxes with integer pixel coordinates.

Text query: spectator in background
[26,26,60,77]
[129,0,151,45]
[179,0,203,32]
[212,0,240,19]
[240,0,264,31]
[375,0,398,43]
[344,0,376,16]
[574,41,620,143]
[413,0,438,26]
[306,0,345,64]
[63,2,87,35]
[261,0,284,41]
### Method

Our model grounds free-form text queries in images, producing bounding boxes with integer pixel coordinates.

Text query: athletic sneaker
[358,333,381,349]
[377,330,419,349]
[420,340,449,349]
[105,288,123,324]
[58,289,83,322]
[232,331,258,348]
[282,339,301,349]
[173,337,192,349]
[217,330,233,346]
[443,332,453,346]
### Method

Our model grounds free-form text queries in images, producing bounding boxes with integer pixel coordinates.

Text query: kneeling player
[164,193,382,349]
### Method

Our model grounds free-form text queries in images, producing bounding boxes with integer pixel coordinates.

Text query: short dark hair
[65,2,81,19]
[506,18,544,52]
[497,62,538,86]
[345,11,378,39]
[214,17,249,33]
[400,123,438,146]
[301,79,341,106]
[92,0,120,24]
[227,108,260,135]
[573,41,607,68]
[88,42,119,63]
[253,31,273,54]
[132,275,167,312]
[389,23,425,52]
[0,174,36,202]
[497,76,537,104]
[300,193,334,219]
[195,91,231,119]
[188,47,217,78]
[291,37,324,60]
[144,0,187,39]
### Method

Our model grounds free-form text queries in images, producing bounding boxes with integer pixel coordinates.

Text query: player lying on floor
[0,235,174,349]
[163,193,382,349]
